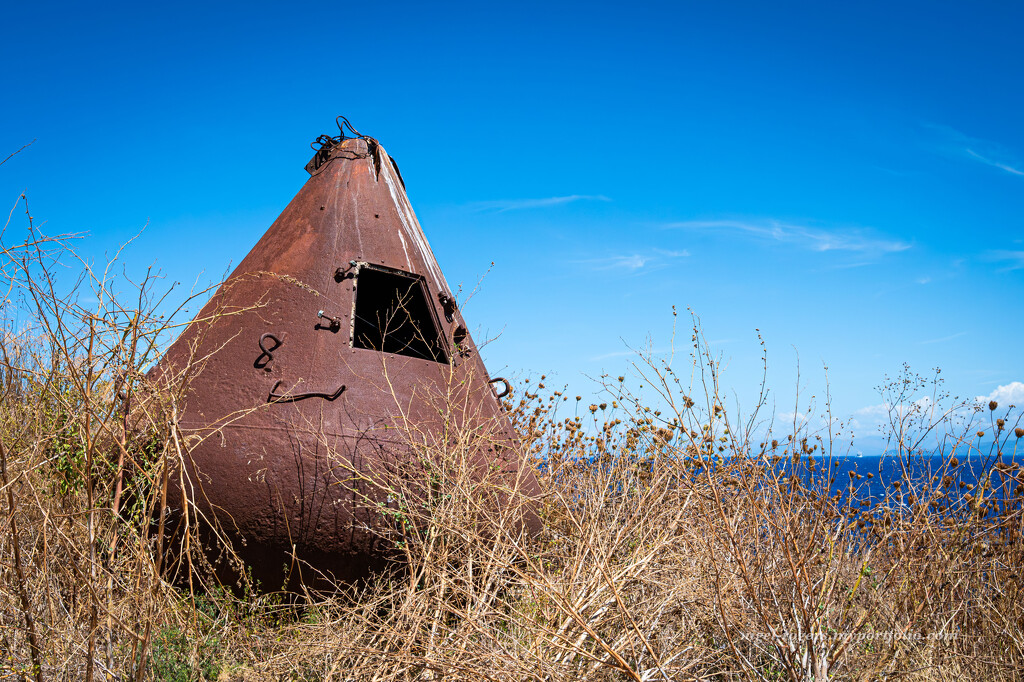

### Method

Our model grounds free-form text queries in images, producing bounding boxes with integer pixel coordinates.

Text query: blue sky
[3,1,1022,447]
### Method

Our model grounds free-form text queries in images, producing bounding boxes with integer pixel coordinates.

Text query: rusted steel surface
[153,124,537,587]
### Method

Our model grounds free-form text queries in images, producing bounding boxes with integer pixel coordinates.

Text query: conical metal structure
[154,121,534,587]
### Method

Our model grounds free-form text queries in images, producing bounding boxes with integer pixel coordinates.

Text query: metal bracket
[334,260,358,282]
[316,310,342,332]
[437,292,458,322]
[453,324,472,358]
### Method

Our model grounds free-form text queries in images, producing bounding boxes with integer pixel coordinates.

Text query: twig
[0,439,44,682]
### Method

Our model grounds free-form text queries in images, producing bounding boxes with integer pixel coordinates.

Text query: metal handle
[255,333,282,369]
[268,380,346,404]
[488,377,512,400]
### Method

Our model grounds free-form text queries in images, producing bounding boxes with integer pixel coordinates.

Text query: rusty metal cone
[152,126,539,589]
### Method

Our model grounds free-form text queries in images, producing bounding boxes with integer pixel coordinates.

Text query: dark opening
[352,266,449,363]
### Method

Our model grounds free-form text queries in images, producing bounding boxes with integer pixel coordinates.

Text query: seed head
[990,400,998,411]
[1016,427,1024,439]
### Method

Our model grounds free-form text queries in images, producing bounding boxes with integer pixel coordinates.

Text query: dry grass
[2,209,1023,681]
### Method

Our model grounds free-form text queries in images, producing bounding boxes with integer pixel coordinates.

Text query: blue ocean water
[793,453,1024,504]
[539,451,1024,511]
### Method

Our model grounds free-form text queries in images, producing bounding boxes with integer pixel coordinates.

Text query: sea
[786,452,1024,505]
[540,450,1024,509]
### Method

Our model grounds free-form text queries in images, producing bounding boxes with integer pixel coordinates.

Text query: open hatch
[350,263,449,364]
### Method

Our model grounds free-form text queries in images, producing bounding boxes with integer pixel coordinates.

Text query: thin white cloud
[851,403,898,432]
[589,349,640,361]
[850,396,936,432]
[468,195,611,212]
[986,250,1024,271]
[597,254,648,270]
[978,382,1024,407]
[826,261,876,270]
[926,124,1024,178]
[653,248,691,258]
[573,249,689,272]
[965,149,1024,176]
[589,346,670,362]
[853,403,885,417]
[919,331,968,345]
[851,404,888,429]
[667,219,911,254]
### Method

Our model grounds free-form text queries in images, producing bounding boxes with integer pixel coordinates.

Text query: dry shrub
[0,201,246,681]
[2,209,1023,681]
